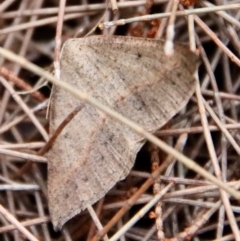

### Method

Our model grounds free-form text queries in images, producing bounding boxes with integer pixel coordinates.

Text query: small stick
[87,205,109,241]
[164,0,179,55]
[194,15,240,67]
[202,90,240,101]
[0,148,47,163]
[99,4,240,29]
[0,216,50,233]
[62,228,72,241]
[149,143,164,240]
[0,0,167,18]
[0,76,48,141]
[156,123,240,136]
[109,0,118,13]
[87,198,105,241]
[0,0,16,12]
[0,142,45,149]
[54,0,66,80]
[156,0,173,38]
[0,100,48,135]
[0,66,46,102]
[168,201,221,240]
[0,13,95,36]
[201,1,240,29]
[203,99,240,155]
[0,204,39,241]
[109,183,174,241]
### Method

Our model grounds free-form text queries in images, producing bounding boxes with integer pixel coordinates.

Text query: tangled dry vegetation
[0,0,240,240]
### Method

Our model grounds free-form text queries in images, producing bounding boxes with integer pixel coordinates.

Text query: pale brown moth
[47,35,199,230]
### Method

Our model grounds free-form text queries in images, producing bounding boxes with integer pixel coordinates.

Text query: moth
[47,35,199,230]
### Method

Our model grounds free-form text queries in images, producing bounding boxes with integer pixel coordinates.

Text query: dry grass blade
[0,1,240,241]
